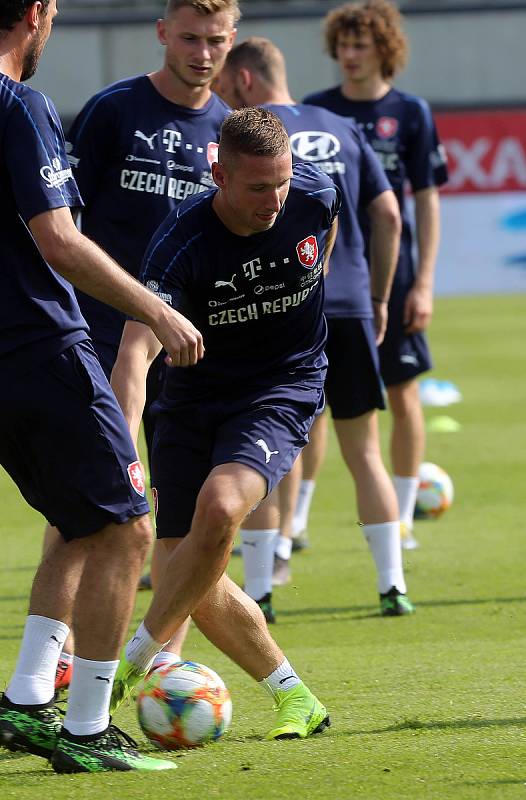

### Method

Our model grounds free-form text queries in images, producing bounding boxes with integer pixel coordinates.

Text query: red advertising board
[435,110,526,194]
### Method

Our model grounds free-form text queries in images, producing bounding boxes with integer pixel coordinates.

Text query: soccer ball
[137,661,232,749]
[414,462,454,519]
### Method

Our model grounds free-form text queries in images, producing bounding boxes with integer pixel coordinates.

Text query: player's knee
[194,494,243,547]
[125,514,153,559]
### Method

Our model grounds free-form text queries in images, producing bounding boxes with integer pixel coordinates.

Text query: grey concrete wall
[29,8,526,119]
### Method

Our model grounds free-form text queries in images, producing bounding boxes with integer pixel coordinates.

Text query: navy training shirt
[0,73,87,370]
[67,75,230,347]
[141,162,341,404]
[265,103,390,318]
[304,86,448,288]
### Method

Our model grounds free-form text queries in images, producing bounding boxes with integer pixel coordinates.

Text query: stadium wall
[28,4,526,296]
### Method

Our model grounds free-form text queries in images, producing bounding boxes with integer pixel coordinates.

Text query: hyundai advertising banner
[433,110,526,296]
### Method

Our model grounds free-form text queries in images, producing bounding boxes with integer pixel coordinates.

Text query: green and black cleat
[380,586,415,617]
[0,693,62,758]
[51,724,176,773]
[256,592,276,624]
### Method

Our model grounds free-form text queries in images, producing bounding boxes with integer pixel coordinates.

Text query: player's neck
[0,51,22,81]
[148,69,212,109]
[341,75,391,102]
[263,89,295,106]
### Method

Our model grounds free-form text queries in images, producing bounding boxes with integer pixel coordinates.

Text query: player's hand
[403,284,433,333]
[153,307,204,367]
[373,300,388,345]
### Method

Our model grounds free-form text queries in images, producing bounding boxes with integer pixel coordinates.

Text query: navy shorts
[0,340,149,540]
[379,289,432,387]
[324,317,386,420]
[92,334,165,469]
[151,385,324,538]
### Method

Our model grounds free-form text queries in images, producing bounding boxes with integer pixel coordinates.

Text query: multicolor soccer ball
[414,462,454,519]
[137,661,232,749]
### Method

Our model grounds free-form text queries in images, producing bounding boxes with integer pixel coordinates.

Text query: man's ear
[238,67,253,92]
[156,18,167,46]
[27,1,43,33]
[212,161,227,189]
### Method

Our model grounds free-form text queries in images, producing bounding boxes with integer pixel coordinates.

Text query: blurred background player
[216,37,414,618]
[49,0,239,687]
[0,0,203,773]
[109,109,336,740]
[303,0,448,550]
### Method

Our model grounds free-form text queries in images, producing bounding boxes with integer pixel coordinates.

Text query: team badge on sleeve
[127,461,146,497]
[151,487,159,516]
[376,117,398,139]
[296,235,318,269]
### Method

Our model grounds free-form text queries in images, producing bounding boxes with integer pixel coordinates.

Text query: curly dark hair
[324,0,408,79]
[0,0,50,33]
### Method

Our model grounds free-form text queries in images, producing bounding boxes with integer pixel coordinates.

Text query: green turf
[1,295,525,798]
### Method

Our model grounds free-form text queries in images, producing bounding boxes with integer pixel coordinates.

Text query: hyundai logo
[290,131,341,161]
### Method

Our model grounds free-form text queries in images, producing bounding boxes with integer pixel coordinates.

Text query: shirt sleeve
[66,89,122,207]
[406,98,449,192]
[4,90,82,223]
[140,209,196,310]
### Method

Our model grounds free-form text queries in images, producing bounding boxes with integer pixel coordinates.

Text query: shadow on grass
[456,779,526,787]
[356,715,526,736]
[274,595,526,624]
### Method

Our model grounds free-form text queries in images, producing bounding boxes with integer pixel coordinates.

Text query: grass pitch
[0,295,525,799]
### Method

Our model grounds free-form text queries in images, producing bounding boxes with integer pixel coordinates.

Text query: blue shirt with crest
[265,103,390,318]
[141,162,340,404]
[67,75,230,346]
[304,86,448,290]
[0,74,87,371]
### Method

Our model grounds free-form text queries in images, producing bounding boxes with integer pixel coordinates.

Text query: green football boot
[0,693,62,758]
[109,654,149,715]
[265,682,330,740]
[380,586,415,617]
[51,724,176,773]
[256,592,276,624]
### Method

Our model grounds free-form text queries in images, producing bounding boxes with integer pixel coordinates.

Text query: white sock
[275,535,292,561]
[362,522,407,594]
[58,651,74,666]
[241,528,278,601]
[151,651,182,671]
[125,621,166,672]
[260,658,301,698]
[393,475,420,530]
[6,615,70,705]
[63,656,118,736]
[293,479,316,535]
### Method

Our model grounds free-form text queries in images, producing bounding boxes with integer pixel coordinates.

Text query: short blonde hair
[165,0,241,24]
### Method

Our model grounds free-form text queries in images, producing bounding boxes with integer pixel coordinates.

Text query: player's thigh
[212,388,324,499]
[324,317,385,419]
[151,407,213,540]
[0,340,149,541]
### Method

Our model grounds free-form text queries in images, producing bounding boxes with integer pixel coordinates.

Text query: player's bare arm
[405,186,440,332]
[28,206,204,366]
[111,321,162,444]
[367,189,401,343]
[323,217,339,275]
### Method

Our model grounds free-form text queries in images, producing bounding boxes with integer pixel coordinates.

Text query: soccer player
[109,108,336,740]
[304,0,448,549]
[215,37,413,617]
[0,0,203,773]
[49,0,239,683]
